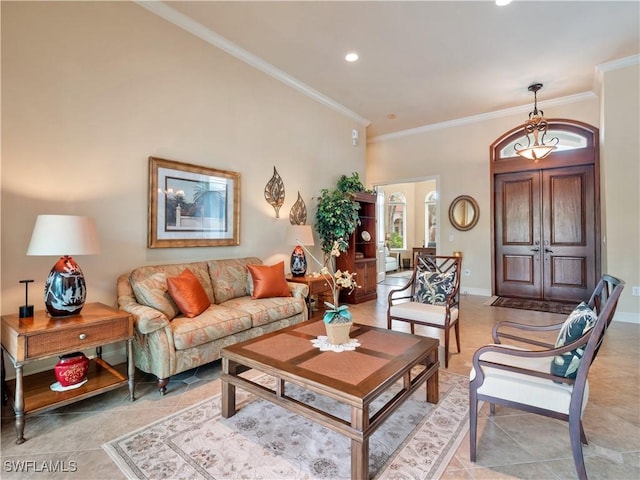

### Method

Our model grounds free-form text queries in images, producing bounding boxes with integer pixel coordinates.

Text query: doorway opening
[374,177,439,283]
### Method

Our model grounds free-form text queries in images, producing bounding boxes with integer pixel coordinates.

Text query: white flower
[302,240,359,319]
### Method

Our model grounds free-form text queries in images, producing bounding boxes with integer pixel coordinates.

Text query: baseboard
[613,311,640,324]
[460,287,492,297]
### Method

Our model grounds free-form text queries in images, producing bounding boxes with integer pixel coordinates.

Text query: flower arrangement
[305,241,359,323]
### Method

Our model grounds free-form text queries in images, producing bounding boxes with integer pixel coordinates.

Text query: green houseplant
[315,172,365,255]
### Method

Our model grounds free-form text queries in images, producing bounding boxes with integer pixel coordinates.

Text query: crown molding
[135,1,370,127]
[593,54,640,93]
[368,92,596,144]
[597,54,640,73]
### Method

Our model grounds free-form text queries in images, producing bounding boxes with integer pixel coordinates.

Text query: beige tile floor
[2,281,639,479]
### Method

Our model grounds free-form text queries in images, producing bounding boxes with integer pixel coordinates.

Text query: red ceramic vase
[54,352,89,387]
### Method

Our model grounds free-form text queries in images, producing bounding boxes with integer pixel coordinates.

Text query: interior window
[387,193,406,250]
[425,191,437,247]
[498,129,588,159]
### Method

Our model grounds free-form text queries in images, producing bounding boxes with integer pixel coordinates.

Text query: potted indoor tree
[315,172,365,254]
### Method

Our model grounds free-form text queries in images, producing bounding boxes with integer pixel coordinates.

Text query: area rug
[103,370,469,480]
[386,270,413,279]
[490,296,577,315]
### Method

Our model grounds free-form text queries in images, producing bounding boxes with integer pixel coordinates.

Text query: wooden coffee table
[221,319,439,479]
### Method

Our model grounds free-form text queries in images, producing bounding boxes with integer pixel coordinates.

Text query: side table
[0,302,135,444]
[286,274,332,315]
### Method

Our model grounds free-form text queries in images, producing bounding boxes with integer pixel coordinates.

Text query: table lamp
[285,224,314,277]
[27,215,101,317]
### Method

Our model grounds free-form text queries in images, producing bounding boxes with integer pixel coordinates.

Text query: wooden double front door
[495,165,596,302]
[491,119,600,303]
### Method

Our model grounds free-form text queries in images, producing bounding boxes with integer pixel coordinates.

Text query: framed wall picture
[148,157,240,248]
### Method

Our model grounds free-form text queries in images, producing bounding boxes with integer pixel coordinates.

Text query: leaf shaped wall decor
[264,166,285,218]
[289,191,307,225]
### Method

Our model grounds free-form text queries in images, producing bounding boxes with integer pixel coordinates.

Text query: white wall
[1,2,366,318]
[600,62,640,321]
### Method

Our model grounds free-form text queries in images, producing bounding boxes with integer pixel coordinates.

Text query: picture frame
[148,157,240,248]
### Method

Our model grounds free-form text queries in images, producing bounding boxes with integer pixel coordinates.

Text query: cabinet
[337,191,378,304]
[1,302,135,444]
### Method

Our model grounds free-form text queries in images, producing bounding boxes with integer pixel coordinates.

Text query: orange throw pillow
[166,268,210,318]
[247,262,292,299]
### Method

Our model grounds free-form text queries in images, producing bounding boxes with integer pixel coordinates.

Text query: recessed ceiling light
[345,52,359,62]
[496,0,512,6]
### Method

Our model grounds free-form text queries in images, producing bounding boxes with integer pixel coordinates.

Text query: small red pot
[54,352,89,387]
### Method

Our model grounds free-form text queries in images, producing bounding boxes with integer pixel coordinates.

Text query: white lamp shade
[285,224,315,246]
[27,215,101,256]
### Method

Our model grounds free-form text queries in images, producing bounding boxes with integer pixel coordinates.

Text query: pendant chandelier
[514,83,559,162]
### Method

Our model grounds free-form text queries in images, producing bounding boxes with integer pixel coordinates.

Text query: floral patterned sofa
[117,257,308,394]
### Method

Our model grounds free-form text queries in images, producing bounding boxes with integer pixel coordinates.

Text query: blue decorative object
[323,304,352,324]
[414,271,455,305]
[44,257,87,316]
[550,302,597,379]
[290,245,307,277]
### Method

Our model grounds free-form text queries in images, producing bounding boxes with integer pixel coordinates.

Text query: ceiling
[148,1,640,138]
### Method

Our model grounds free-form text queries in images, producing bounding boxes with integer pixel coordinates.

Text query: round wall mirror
[449,195,479,231]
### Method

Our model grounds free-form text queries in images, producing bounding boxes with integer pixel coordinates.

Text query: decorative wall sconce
[289,191,307,225]
[514,83,559,162]
[264,166,285,218]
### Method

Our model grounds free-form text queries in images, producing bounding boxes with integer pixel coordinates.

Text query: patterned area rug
[491,296,577,315]
[386,270,413,279]
[103,370,469,480]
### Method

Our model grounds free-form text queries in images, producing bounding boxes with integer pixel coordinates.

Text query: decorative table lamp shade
[285,225,314,277]
[27,215,101,317]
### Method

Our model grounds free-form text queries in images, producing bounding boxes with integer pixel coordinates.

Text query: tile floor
[2,281,639,479]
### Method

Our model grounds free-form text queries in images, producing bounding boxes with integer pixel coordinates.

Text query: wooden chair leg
[444,327,450,368]
[454,321,461,352]
[569,414,588,480]
[580,422,588,445]
[469,389,478,462]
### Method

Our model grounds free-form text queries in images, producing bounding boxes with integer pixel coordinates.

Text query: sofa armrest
[117,274,170,334]
[287,281,309,299]
[123,303,170,335]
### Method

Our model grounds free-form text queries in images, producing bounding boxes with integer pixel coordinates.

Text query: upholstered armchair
[384,246,399,272]
[387,255,461,367]
[469,275,624,480]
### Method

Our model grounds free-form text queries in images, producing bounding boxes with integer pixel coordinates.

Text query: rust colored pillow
[247,262,292,299]
[166,268,210,318]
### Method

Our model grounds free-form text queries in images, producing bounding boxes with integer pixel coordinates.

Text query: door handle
[530,247,540,252]
[544,248,553,253]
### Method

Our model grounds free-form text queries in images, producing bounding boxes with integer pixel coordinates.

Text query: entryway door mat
[103,370,470,480]
[490,296,577,315]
